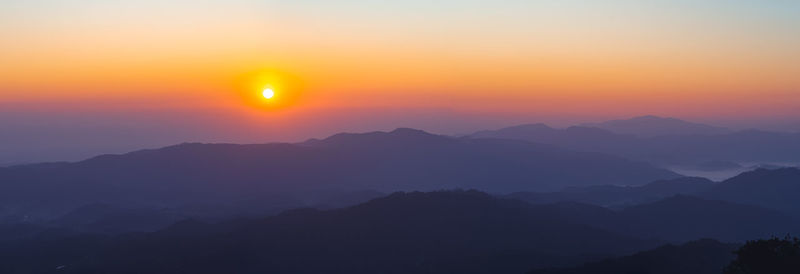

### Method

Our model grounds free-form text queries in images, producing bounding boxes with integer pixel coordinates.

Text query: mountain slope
[581,115,731,137]
[612,195,798,242]
[506,177,715,207]
[702,168,800,216]
[2,191,793,273]
[527,195,799,243]
[529,239,738,274]
[0,128,678,221]
[0,190,658,274]
[469,124,800,165]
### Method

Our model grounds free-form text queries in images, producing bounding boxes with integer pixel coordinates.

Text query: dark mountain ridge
[0,190,659,274]
[612,195,797,242]
[531,194,799,243]
[2,190,796,273]
[0,128,677,221]
[529,239,739,274]
[508,167,800,219]
[701,168,800,216]
[506,176,715,207]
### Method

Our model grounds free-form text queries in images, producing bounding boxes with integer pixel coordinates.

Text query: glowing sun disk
[262,88,274,99]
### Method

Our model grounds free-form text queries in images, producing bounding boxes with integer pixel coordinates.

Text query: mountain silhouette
[506,171,800,242]
[469,123,800,166]
[0,128,677,222]
[701,168,800,216]
[581,115,732,137]
[525,195,798,243]
[610,195,798,242]
[693,160,744,171]
[48,203,185,234]
[723,236,800,274]
[506,177,715,207]
[529,239,738,274]
[1,190,795,273]
[0,190,658,274]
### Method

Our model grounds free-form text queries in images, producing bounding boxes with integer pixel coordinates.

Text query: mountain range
[1,168,798,273]
[0,191,658,274]
[470,117,800,166]
[2,118,800,273]
[505,177,715,207]
[0,128,677,222]
[508,168,800,217]
[702,168,800,216]
[2,189,797,273]
[529,239,739,274]
[580,115,732,137]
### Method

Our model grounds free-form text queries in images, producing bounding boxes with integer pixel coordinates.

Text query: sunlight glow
[262,88,275,99]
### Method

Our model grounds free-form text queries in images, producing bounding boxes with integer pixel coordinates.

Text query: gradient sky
[1,0,800,163]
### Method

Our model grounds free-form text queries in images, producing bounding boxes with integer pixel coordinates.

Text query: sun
[262,88,275,99]
[235,68,304,110]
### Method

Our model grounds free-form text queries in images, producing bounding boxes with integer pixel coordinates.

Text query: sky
[1,0,800,163]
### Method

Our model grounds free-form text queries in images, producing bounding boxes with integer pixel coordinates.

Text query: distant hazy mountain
[469,124,800,166]
[0,128,678,221]
[0,190,657,274]
[506,177,715,207]
[506,168,800,241]
[471,124,633,147]
[533,195,798,243]
[581,115,732,137]
[48,204,185,234]
[701,168,800,216]
[529,239,738,274]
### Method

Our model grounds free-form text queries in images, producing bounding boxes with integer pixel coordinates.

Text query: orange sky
[3,1,799,116]
[1,1,800,163]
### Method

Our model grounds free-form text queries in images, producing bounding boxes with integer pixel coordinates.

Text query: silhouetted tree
[724,236,800,274]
